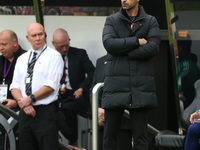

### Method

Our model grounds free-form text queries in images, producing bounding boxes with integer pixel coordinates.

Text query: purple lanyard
[3,59,13,84]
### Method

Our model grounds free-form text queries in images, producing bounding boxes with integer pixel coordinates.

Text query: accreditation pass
[0,84,8,102]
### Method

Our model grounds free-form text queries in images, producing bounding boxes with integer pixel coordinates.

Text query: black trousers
[103,108,148,150]
[61,108,78,144]
[59,89,90,145]
[18,102,60,150]
[57,110,75,141]
[99,127,132,150]
[59,89,78,144]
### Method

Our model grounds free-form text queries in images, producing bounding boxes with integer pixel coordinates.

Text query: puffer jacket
[102,6,161,109]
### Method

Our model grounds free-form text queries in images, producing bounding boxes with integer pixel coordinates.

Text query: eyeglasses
[54,38,71,50]
[56,44,69,50]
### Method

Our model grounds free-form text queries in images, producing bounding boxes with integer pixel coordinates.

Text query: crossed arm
[11,86,54,117]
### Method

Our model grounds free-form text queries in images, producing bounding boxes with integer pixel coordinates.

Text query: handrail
[92,83,104,150]
[0,102,70,150]
[0,103,18,121]
[91,83,160,150]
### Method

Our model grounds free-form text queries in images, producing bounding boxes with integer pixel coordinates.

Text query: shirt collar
[31,44,47,55]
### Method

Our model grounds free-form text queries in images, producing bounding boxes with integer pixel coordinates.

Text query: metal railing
[91,83,160,150]
[0,102,70,150]
[92,83,104,150]
[0,103,18,121]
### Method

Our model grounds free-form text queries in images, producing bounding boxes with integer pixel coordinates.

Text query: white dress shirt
[10,45,64,106]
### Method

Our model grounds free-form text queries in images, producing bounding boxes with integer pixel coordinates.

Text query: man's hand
[139,38,147,45]
[190,110,200,124]
[4,99,18,109]
[17,96,32,109]
[68,145,84,150]
[73,88,83,99]
[23,105,36,117]
[98,107,105,126]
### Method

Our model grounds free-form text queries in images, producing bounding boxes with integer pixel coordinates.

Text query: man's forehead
[0,33,9,39]
[28,30,44,36]
[28,25,44,35]
[0,36,10,43]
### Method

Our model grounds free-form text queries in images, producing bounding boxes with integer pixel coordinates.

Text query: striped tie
[25,52,37,96]
[61,55,66,84]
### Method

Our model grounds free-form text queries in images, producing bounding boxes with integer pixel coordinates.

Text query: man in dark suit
[0,29,26,110]
[92,54,133,150]
[52,28,95,146]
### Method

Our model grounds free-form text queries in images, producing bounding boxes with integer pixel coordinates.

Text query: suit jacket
[67,47,95,92]
[92,55,107,87]
[92,55,107,106]
[61,46,95,117]
[0,46,26,99]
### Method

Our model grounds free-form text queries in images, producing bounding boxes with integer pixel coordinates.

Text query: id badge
[0,84,8,102]
[25,77,30,83]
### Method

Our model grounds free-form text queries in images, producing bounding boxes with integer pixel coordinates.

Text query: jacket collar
[119,5,147,23]
[13,45,23,58]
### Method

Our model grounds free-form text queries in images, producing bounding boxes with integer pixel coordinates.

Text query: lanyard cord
[27,45,47,73]
[3,59,14,80]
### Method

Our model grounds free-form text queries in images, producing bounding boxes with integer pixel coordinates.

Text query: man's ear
[26,35,29,42]
[13,39,18,47]
[52,41,55,47]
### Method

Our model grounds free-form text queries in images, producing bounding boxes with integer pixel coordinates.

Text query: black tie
[25,52,37,96]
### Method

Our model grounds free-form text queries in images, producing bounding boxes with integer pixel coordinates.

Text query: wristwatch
[30,94,36,102]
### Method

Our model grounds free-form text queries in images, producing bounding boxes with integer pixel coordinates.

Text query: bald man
[52,28,95,146]
[0,29,26,110]
[10,23,64,150]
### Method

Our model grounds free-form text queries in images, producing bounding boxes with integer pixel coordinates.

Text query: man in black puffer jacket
[102,0,161,150]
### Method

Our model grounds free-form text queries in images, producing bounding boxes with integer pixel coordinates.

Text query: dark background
[0,0,33,6]
[0,0,167,29]
[45,0,168,29]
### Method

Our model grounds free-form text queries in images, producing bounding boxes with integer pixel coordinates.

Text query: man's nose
[63,46,67,51]
[36,35,40,40]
